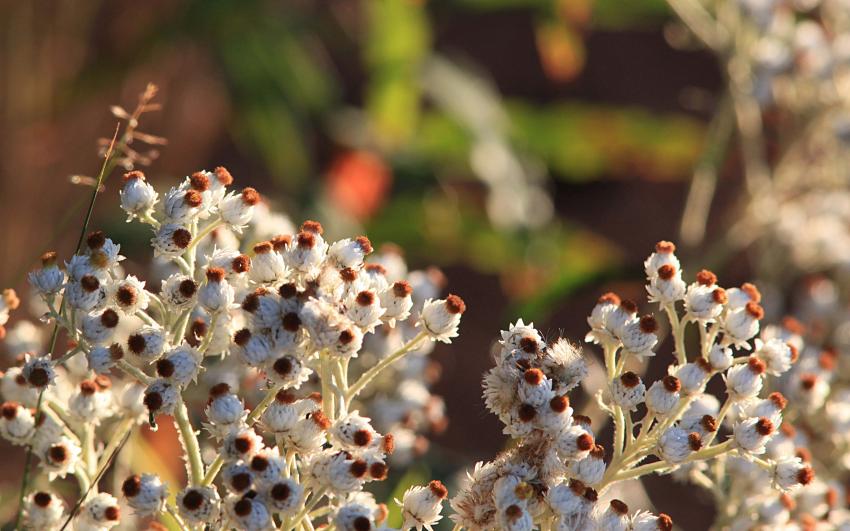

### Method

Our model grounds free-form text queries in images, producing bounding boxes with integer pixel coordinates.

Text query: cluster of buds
[449,241,817,530]
[2,167,466,530]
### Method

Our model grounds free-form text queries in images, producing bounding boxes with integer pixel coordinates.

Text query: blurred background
[0,0,779,527]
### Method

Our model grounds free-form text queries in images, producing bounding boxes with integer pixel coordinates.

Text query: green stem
[174,402,204,485]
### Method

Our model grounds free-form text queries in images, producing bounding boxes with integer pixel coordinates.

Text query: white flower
[199,267,235,314]
[120,170,158,221]
[68,379,112,424]
[347,289,386,333]
[708,344,734,371]
[285,222,329,276]
[28,252,66,295]
[203,383,246,439]
[612,372,645,411]
[631,511,674,531]
[329,236,373,269]
[381,280,414,326]
[544,339,587,392]
[219,187,260,231]
[773,456,814,491]
[23,491,65,529]
[177,485,221,525]
[418,295,465,343]
[721,302,763,348]
[42,436,81,479]
[222,427,265,462]
[399,481,448,530]
[569,445,606,485]
[152,223,193,258]
[645,376,681,417]
[684,270,726,321]
[266,478,303,514]
[644,241,680,279]
[0,401,36,445]
[87,343,123,374]
[733,416,775,455]
[657,426,700,464]
[555,424,595,460]
[620,315,658,358]
[675,359,712,395]
[81,308,120,345]
[156,345,202,387]
[64,275,107,312]
[143,379,180,416]
[726,357,766,401]
[126,326,167,361]
[755,338,795,376]
[121,474,168,516]
[111,275,150,315]
[249,241,287,283]
[22,354,56,389]
[266,354,312,388]
[161,274,197,309]
[261,393,300,433]
[726,283,761,310]
[596,499,631,531]
[162,185,203,223]
[78,493,121,529]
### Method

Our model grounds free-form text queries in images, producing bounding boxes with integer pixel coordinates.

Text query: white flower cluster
[450,241,817,530]
[2,167,466,530]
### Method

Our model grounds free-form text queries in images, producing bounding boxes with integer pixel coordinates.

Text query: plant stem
[174,402,204,484]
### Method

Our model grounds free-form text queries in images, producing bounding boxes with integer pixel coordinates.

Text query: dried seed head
[445,294,466,314]
[156,359,176,378]
[241,292,261,313]
[301,220,324,234]
[241,187,260,206]
[122,475,142,497]
[639,315,658,334]
[755,417,774,436]
[48,444,68,463]
[662,375,681,393]
[87,231,106,250]
[40,251,58,267]
[80,275,100,293]
[355,236,373,254]
[712,288,728,304]
[210,383,231,397]
[353,516,371,531]
[392,280,412,297]
[340,268,358,283]
[282,312,301,332]
[127,334,146,355]
[505,505,523,521]
[655,241,676,253]
[353,429,372,447]
[701,415,717,433]
[620,371,641,388]
[234,498,252,517]
[184,190,203,207]
[590,444,606,459]
[104,506,120,521]
[577,433,594,451]
[350,459,368,478]
[80,380,97,396]
[182,489,204,510]
[172,228,191,249]
[275,390,297,404]
[273,357,293,377]
[214,166,233,186]
[178,279,197,298]
[747,357,766,375]
[800,373,818,391]
[190,172,210,191]
[610,499,629,515]
[428,480,448,499]
[144,392,163,412]
[688,432,703,451]
[271,483,291,501]
[745,302,764,319]
[523,368,544,386]
[250,455,269,472]
[34,492,52,507]
[583,488,599,502]
[28,367,49,388]
[123,170,145,182]
[233,434,254,454]
[1,402,19,420]
[338,329,355,345]
[311,411,331,430]
[598,292,621,305]
[279,283,297,299]
[231,255,251,273]
[620,299,638,314]
[518,404,537,422]
[206,267,225,282]
[356,291,375,306]
[296,232,315,249]
[696,270,717,286]
[101,309,119,328]
[657,264,675,280]
[657,514,674,531]
[271,235,290,251]
[233,329,251,347]
[768,392,788,410]
[519,337,538,353]
[798,466,815,485]
[382,434,395,454]
[550,395,570,413]
[369,462,388,480]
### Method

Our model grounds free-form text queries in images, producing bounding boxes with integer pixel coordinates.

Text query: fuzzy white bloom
[78,492,121,530]
[161,274,198,309]
[64,275,106,312]
[177,485,221,525]
[266,478,304,514]
[143,379,181,416]
[23,491,65,529]
[120,170,159,221]
[726,357,766,401]
[773,456,814,491]
[676,360,712,395]
[219,187,260,231]
[612,372,645,411]
[644,241,680,279]
[222,427,265,462]
[198,267,235,314]
[285,223,329,276]
[733,416,775,455]
[28,252,66,295]
[381,280,414,326]
[708,344,734,371]
[224,495,271,530]
[399,480,448,530]
[570,446,607,485]
[329,236,373,269]
[684,271,726,321]
[620,315,658,358]
[418,295,466,343]
[22,354,56,390]
[249,241,287,283]
[721,302,763,348]
[645,376,681,417]
[156,345,202,387]
[631,511,674,531]
[347,289,386,333]
[152,223,192,258]
[596,499,632,531]
[657,426,700,464]
[121,474,168,516]
[81,308,120,345]
[0,401,36,445]
[111,275,150,315]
